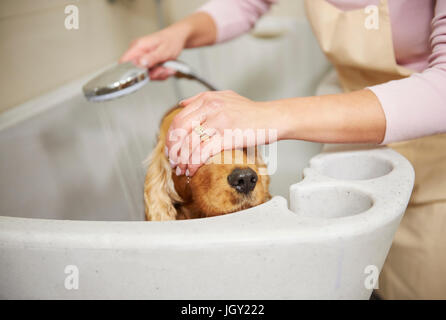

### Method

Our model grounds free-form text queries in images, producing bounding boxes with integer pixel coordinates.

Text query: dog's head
[171,149,270,219]
[144,108,271,221]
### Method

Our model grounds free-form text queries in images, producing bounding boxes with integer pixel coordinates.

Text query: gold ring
[194,125,210,142]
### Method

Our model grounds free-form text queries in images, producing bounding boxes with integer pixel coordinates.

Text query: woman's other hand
[165,89,387,176]
[165,91,278,176]
[120,12,217,81]
[119,25,188,80]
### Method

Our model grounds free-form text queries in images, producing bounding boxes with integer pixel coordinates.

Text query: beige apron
[305,0,446,299]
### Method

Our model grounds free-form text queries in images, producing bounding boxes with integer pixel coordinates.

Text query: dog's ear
[143,139,182,221]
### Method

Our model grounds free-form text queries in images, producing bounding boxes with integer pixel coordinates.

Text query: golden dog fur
[144,106,271,220]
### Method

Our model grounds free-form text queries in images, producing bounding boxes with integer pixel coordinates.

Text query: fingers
[166,126,188,169]
[179,92,207,107]
[120,36,172,70]
[165,98,208,159]
[119,37,159,64]
[176,126,217,175]
[187,134,224,177]
[149,66,177,80]
[175,129,200,175]
[180,90,232,106]
[166,92,228,170]
[175,91,225,125]
[163,90,256,176]
[137,46,168,69]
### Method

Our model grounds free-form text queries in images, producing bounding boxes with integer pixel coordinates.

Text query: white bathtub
[0,19,414,299]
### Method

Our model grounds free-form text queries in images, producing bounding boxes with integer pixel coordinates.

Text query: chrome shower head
[82,60,218,102]
[83,62,149,102]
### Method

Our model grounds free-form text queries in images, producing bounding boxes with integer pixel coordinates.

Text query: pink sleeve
[369,1,446,144]
[197,0,277,43]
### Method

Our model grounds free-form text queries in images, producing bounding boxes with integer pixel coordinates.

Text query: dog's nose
[227,168,258,194]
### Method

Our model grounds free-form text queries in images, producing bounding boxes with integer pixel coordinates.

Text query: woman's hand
[120,12,217,81]
[119,25,189,80]
[165,91,278,176]
[165,89,387,177]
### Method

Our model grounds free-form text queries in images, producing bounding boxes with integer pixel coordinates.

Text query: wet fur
[144,106,271,221]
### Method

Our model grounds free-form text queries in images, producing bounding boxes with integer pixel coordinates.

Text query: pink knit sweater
[199,0,446,144]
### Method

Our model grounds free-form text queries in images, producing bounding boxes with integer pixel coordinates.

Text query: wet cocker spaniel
[144,106,271,220]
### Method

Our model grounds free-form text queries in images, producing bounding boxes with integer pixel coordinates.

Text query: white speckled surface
[0,145,414,299]
[0,33,414,299]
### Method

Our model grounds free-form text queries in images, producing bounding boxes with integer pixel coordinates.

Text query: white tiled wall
[0,0,306,113]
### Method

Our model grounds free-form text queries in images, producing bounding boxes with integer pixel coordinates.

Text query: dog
[144,106,271,220]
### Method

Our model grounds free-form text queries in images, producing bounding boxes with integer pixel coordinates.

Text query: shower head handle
[82,60,218,102]
[163,60,218,91]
